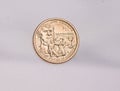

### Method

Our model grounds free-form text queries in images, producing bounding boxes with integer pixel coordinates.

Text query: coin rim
[32,18,80,64]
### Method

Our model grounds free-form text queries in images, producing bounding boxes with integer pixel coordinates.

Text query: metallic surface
[33,18,79,64]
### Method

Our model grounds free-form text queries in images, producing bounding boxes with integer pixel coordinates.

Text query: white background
[0,0,120,91]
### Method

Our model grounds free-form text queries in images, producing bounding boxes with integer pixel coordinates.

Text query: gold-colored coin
[33,18,79,64]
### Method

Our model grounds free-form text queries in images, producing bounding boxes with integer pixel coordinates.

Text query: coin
[33,18,79,64]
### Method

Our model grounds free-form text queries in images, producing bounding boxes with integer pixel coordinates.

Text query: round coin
[33,18,79,64]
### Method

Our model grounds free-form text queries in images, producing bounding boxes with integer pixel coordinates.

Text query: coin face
[33,18,79,64]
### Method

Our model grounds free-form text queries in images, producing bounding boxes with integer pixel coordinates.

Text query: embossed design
[33,18,79,63]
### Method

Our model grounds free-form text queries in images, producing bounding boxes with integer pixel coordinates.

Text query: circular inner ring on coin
[33,18,79,64]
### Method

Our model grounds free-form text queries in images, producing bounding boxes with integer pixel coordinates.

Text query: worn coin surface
[33,18,79,64]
